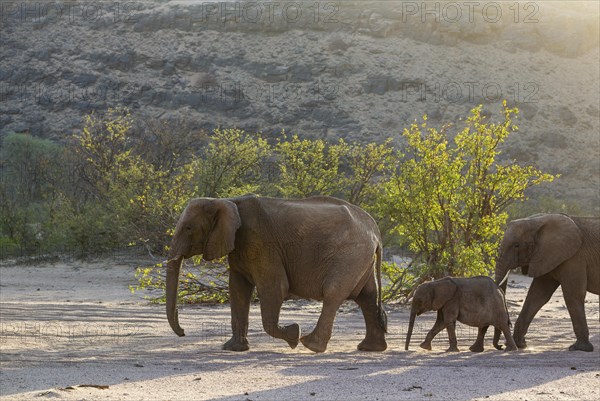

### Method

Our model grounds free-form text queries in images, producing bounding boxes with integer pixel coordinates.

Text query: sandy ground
[0,259,598,401]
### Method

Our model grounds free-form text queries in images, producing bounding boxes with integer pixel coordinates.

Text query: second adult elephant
[166,194,387,353]
[495,214,599,351]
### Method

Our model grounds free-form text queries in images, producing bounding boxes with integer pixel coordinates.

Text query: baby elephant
[405,276,517,352]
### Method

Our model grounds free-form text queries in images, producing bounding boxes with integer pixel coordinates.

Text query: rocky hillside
[1,1,598,210]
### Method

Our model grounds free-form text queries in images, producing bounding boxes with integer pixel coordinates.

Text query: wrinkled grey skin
[494,214,600,352]
[166,195,387,353]
[405,276,517,352]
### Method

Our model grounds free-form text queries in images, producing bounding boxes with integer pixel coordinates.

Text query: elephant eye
[185,226,192,231]
[513,243,519,248]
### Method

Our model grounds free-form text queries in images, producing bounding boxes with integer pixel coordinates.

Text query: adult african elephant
[495,214,599,351]
[166,194,387,353]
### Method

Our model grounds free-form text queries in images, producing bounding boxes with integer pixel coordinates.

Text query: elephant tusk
[497,270,511,288]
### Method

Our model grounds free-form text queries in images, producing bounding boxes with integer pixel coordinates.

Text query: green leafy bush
[377,102,556,282]
[275,133,345,198]
[1,103,560,303]
[198,128,271,197]
[0,133,64,256]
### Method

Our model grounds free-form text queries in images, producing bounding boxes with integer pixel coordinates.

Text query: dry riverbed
[0,259,598,400]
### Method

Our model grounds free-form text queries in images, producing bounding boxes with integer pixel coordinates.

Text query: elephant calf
[405,276,517,352]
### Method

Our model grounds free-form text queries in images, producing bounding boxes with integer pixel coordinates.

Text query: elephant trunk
[495,254,512,294]
[405,311,417,350]
[166,255,185,337]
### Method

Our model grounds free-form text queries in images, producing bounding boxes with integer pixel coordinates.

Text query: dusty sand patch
[0,260,598,400]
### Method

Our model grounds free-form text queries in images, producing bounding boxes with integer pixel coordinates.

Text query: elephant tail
[499,286,512,328]
[493,282,513,350]
[376,245,388,333]
[493,315,513,350]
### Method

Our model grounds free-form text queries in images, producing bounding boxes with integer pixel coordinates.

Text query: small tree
[342,138,395,207]
[275,134,345,198]
[131,117,206,177]
[381,102,555,281]
[74,108,134,198]
[199,128,271,197]
[70,108,198,253]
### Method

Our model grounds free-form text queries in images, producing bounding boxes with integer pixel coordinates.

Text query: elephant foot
[300,333,327,353]
[419,342,432,351]
[504,344,518,351]
[445,346,460,352]
[493,343,504,350]
[222,337,249,352]
[283,323,301,349]
[569,340,593,352]
[357,337,387,352]
[514,337,527,349]
[469,343,484,353]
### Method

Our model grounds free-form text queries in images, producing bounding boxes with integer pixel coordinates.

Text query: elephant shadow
[204,347,599,401]
[2,297,598,399]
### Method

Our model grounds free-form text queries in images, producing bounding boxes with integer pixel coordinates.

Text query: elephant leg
[300,294,345,353]
[493,327,504,350]
[513,275,559,349]
[469,326,488,352]
[258,285,300,350]
[499,322,518,351]
[353,280,387,352]
[223,270,254,351]
[421,310,445,350]
[561,274,593,352]
[445,320,459,352]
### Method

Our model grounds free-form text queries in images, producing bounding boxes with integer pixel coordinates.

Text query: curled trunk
[166,256,185,337]
[405,311,416,350]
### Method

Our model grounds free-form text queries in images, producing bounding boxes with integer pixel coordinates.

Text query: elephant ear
[431,277,458,311]
[529,214,582,278]
[204,200,241,261]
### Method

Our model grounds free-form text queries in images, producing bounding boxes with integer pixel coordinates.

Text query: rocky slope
[1,1,598,210]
